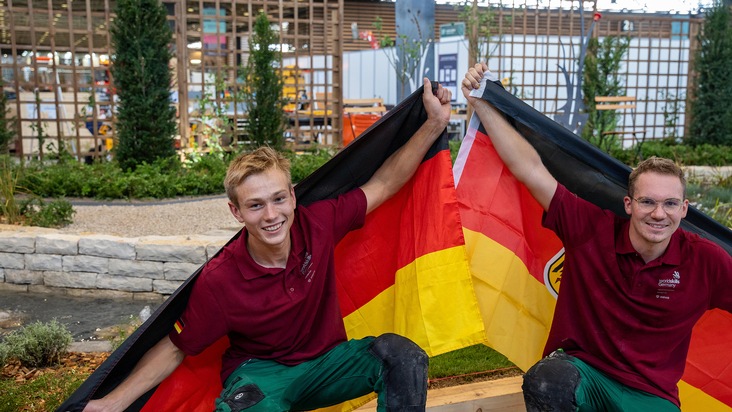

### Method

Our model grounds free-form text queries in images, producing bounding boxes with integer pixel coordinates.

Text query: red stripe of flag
[456,128,562,283]
[335,148,463,317]
[142,337,228,412]
[682,309,732,407]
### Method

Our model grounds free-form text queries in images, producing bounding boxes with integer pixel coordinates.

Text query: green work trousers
[567,356,680,412]
[214,337,383,412]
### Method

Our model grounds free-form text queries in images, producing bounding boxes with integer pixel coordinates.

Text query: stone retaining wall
[0,225,231,299]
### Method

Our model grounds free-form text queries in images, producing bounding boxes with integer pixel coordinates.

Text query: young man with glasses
[462,63,732,412]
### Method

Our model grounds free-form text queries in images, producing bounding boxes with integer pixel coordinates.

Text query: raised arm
[360,78,452,214]
[461,63,557,211]
[82,335,185,412]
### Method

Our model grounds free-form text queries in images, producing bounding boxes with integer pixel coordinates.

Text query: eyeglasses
[631,197,683,213]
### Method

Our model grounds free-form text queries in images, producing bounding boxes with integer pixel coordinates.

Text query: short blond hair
[224,147,291,208]
[628,156,686,198]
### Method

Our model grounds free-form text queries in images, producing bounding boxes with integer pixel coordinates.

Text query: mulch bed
[3,351,522,398]
[1,352,109,383]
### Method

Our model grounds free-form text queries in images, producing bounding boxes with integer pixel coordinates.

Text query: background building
[0,0,704,159]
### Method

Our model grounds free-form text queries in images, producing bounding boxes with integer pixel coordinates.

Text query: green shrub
[21,155,229,200]
[687,171,732,228]
[449,139,462,164]
[19,197,75,228]
[688,2,732,147]
[2,319,72,368]
[19,159,95,198]
[0,342,9,366]
[183,153,231,194]
[286,149,335,183]
[688,190,732,228]
[611,140,732,166]
[0,155,23,224]
[18,149,334,201]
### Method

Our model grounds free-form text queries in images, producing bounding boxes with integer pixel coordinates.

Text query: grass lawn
[429,344,521,388]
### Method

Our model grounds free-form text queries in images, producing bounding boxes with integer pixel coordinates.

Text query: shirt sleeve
[168,272,228,356]
[707,243,732,311]
[543,183,613,247]
[304,188,367,243]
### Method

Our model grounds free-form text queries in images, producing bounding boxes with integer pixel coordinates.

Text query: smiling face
[623,171,688,257]
[228,167,296,263]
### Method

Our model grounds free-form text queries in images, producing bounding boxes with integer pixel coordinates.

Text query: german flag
[333,134,484,356]
[454,115,562,369]
[57,86,485,412]
[454,78,732,410]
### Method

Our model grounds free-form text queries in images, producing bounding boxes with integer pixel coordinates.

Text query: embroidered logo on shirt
[174,318,185,334]
[658,271,681,288]
[655,271,681,300]
[300,251,315,282]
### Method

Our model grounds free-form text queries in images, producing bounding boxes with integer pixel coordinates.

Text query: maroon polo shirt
[169,189,367,382]
[543,184,732,407]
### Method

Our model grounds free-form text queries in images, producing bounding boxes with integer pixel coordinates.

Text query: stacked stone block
[0,228,230,297]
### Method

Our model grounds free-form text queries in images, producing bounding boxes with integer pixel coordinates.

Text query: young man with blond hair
[83,78,452,412]
[462,63,732,412]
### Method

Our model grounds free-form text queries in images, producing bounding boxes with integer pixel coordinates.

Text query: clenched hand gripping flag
[57,86,485,412]
[454,77,732,410]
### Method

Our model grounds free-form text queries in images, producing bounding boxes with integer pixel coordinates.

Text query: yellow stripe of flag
[679,381,732,411]
[463,228,556,370]
[342,245,486,356]
[320,245,485,412]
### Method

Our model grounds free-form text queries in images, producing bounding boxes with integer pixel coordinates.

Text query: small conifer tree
[688,2,732,146]
[111,0,177,170]
[581,36,629,152]
[241,12,286,150]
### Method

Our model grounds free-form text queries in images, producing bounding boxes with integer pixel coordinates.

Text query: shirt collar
[615,219,682,265]
[234,210,306,280]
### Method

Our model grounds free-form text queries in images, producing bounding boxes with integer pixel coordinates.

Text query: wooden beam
[354,376,525,412]
[594,96,637,111]
[595,104,636,111]
[595,96,637,103]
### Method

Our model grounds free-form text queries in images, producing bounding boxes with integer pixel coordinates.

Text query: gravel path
[59,195,243,238]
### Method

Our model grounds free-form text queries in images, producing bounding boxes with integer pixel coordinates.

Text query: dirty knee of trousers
[369,333,428,409]
[522,351,580,412]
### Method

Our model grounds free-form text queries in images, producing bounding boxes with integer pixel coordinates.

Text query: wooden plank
[344,106,386,113]
[344,98,384,106]
[343,97,385,113]
[595,96,636,103]
[354,376,525,412]
[595,104,636,111]
[601,130,646,136]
